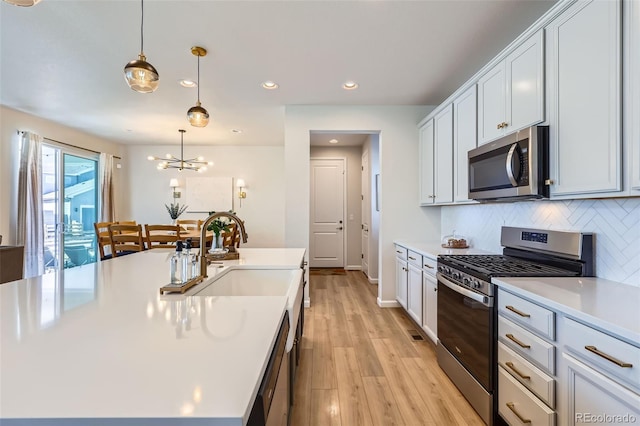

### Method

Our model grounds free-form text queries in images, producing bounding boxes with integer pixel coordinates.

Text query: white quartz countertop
[393,240,495,259]
[0,248,305,425]
[493,276,640,345]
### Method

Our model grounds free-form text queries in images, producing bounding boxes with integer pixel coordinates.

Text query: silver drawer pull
[506,333,531,349]
[409,256,416,260]
[423,264,434,269]
[585,345,633,368]
[505,361,531,380]
[506,305,530,318]
[506,402,531,424]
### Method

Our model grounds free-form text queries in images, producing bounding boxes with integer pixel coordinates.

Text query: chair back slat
[94,221,115,260]
[145,224,181,249]
[108,224,145,256]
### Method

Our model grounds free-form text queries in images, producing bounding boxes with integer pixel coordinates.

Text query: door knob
[337,227,343,230]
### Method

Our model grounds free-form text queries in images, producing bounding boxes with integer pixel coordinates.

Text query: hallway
[291,271,484,425]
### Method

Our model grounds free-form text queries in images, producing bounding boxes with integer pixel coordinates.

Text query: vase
[208,233,227,256]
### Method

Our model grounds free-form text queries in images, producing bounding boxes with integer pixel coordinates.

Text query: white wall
[0,106,125,245]
[284,105,440,306]
[124,144,286,248]
[310,145,362,269]
[441,198,640,287]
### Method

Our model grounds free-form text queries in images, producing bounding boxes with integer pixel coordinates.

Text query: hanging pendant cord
[197,55,201,103]
[180,131,185,170]
[140,0,144,54]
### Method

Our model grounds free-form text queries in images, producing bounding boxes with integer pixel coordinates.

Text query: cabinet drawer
[499,316,555,375]
[422,256,437,274]
[407,250,422,268]
[499,366,555,426]
[394,245,407,261]
[563,317,640,393]
[498,290,555,340]
[499,341,555,408]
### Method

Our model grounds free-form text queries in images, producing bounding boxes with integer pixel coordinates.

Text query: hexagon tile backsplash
[441,198,640,287]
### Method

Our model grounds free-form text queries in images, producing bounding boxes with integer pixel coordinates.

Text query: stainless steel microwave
[468,125,549,202]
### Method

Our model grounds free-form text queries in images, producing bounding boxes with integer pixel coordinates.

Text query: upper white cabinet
[453,85,477,202]
[630,0,640,191]
[546,0,622,197]
[477,30,544,145]
[419,105,453,205]
[418,119,435,205]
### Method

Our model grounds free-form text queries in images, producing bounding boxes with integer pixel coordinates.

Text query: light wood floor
[291,271,485,426]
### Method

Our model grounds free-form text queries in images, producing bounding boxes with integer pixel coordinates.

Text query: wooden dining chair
[176,219,203,231]
[145,224,181,249]
[108,224,145,257]
[94,221,115,260]
[118,220,137,226]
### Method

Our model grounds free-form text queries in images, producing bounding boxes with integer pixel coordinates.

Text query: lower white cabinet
[395,256,408,309]
[421,269,438,344]
[561,353,640,426]
[407,263,422,324]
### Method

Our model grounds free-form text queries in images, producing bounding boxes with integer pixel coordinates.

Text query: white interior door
[310,158,345,268]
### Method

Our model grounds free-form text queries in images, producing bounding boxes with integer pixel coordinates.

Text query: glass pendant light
[124,0,159,93]
[187,46,210,127]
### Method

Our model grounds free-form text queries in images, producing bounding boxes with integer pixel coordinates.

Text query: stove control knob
[463,277,470,286]
[438,266,444,273]
[452,272,461,280]
[473,280,482,290]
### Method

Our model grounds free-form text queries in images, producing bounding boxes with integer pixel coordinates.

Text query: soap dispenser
[183,239,193,282]
[170,240,184,284]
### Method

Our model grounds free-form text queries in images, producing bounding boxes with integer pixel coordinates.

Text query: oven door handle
[438,273,492,307]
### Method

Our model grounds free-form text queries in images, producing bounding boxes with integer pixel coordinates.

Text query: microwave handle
[506,143,519,187]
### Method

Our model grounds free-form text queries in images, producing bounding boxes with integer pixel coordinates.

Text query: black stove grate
[442,254,579,277]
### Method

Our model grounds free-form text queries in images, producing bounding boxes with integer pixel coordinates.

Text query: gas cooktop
[439,254,580,277]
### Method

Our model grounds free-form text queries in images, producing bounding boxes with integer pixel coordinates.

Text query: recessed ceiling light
[231,129,243,134]
[179,79,197,88]
[262,81,279,90]
[342,81,359,90]
[329,139,339,144]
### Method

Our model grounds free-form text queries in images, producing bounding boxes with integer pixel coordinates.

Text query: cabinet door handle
[544,179,555,185]
[497,123,503,129]
[505,361,530,380]
[423,264,434,269]
[585,346,633,368]
[434,287,437,292]
[409,256,416,260]
[503,122,508,128]
[396,250,402,254]
[506,333,531,349]
[506,305,530,318]
[506,402,531,424]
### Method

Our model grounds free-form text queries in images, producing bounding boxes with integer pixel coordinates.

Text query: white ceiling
[0,0,556,147]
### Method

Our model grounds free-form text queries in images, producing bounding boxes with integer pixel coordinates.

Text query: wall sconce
[236,178,246,207]
[170,178,181,199]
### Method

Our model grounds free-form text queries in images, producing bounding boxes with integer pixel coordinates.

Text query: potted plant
[206,210,235,250]
[165,202,188,224]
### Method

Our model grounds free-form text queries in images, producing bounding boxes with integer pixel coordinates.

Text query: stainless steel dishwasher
[248,312,290,426]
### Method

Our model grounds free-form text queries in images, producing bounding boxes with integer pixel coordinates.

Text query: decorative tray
[160,276,204,295]
[205,251,240,261]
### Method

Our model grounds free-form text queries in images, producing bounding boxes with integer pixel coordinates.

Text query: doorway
[42,144,99,271]
[309,158,345,268]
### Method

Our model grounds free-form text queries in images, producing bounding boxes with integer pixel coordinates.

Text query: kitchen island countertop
[0,248,305,425]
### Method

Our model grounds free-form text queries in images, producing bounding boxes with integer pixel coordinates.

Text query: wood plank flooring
[291,271,484,426]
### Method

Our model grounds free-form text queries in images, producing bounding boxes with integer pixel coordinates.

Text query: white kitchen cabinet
[453,85,477,203]
[418,105,453,205]
[407,263,423,325]
[418,119,435,205]
[395,246,408,309]
[630,0,640,190]
[546,0,622,197]
[421,267,438,344]
[562,353,640,426]
[477,30,544,145]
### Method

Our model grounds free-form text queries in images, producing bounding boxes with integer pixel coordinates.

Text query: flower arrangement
[206,210,235,236]
[165,202,188,220]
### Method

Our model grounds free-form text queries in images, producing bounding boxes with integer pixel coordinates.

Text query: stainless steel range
[436,226,593,425]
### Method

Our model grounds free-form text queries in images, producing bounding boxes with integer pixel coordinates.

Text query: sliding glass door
[42,145,99,271]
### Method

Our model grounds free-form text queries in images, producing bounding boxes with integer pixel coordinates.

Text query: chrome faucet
[199,211,248,278]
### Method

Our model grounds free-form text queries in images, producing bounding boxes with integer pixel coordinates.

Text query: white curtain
[99,153,115,222]
[17,131,45,278]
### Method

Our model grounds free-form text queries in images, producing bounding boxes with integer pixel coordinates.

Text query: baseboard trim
[377,298,400,308]
[345,265,362,271]
[368,277,378,284]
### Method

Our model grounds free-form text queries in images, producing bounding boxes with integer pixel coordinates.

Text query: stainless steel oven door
[437,273,493,391]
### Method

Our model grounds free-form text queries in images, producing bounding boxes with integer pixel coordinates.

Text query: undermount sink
[193,269,297,297]
[192,268,304,352]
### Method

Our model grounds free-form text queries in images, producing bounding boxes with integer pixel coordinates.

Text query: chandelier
[148,129,212,172]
